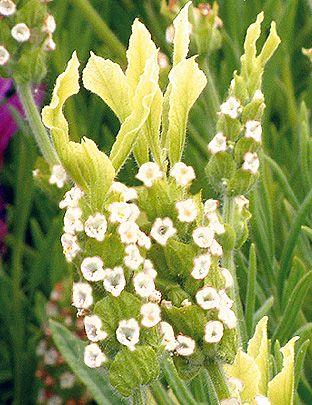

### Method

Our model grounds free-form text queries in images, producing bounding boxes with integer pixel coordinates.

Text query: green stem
[206,358,230,401]
[15,82,59,166]
[69,0,126,67]
[150,381,175,405]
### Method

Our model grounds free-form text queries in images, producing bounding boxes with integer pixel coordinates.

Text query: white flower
[36,340,47,356]
[191,254,211,280]
[59,186,84,209]
[49,165,67,188]
[42,14,56,34]
[204,321,224,343]
[220,399,241,405]
[151,217,176,246]
[207,212,225,235]
[116,318,140,351]
[85,213,107,242]
[204,199,219,215]
[220,96,241,119]
[181,299,192,307]
[253,89,264,101]
[221,268,233,289]
[208,133,227,154]
[210,239,223,257]
[0,0,16,16]
[218,307,237,329]
[43,347,58,365]
[158,51,168,69]
[143,259,157,278]
[176,335,195,356]
[72,282,93,309]
[254,395,271,405]
[137,231,151,250]
[81,257,105,281]
[219,290,233,309]
[234,195,249,211]
[59,371,75,389]
[47,396,62,405]
[165,24,175,43]
[118,221,140,244]
[63,207,83,234]
[110,182,138,201]
[161,300,173,309]
[0,46,10,66]
[159,321,176,351]
[108,202,140,223]
[124,244,144,270]
[11,23,31,42]
[176,199,198,222]
[148,290,162,303]
[140,303,161,327]
[84,343,106,368]
[84,315,107,342]
[61,233,80,262]
[196,286,220,310]
[103,267,126,297]
[136,162,163,187]
[245,120,262,143]
[192,226,214,248]
[242,152,259,175]
[170,162,196,186]
[43,34,56,52]
[133,272,155,298]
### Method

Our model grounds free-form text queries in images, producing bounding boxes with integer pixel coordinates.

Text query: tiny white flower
[161,300,173,309]
[210,239,223,257]
[43,34,56,52]
[81,257,105,282]
[176,335,195,356]
[136,162,163,187]
[0,0,16,16]
[220,399,241,405]
[85,213,107,242]
[151,217,176,246]
[116,318,140,351]
[36,340,47,356]
[133,272,155,298]
[158,51,168,69]
[108,202,140,223]
[110,182,138,201]
[32,169,40,178]
[42,14,56,34]
[118,221,140,244]
[159,321,176,351]
[124,244,144,270]
[207,212,225,235]
[84,315,107,342]
[72,282,93,309]
[218,307,237,329]
[204,199,219,215]
[208,133,227,154]
[143,259,157,279]
[176,199,198,223]
[61,232,80,262]
[170,162,196,186]
[253,89,264,101]
[0,46,10,65]
[43,347,58,365]
[181,299,192,307]
[221,268,233,289]
[165,25,175,43]
[219,290,233,309]
[47,396,62,405]
[103,267,126,297]
[192,226,214,248]
[220,96,241,119]
[137,231,152,250]
[204,320,224,343]
[245,120,262,143]
[242,152,259,175]
[191,253,212,280]
[148,290,162,303]
[59,186,84,209]
[11,23,31,42]
[234,195,249,211]
[49,164,67,188]
[254,395,271,405]
[59,371,75,389]
[141,302,161,328]
[196,286,220,310]
[63,207,83,234]
[84,343,106,368]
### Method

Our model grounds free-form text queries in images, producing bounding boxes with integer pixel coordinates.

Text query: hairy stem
[206,358,230,401]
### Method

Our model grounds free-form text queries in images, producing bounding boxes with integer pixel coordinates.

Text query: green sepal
[205,152,236,193]
[84,233,125,268]
[227,168,259,196]
[216,329,238,363]
[14,47,47,83]
[216,223,236,253]
[216,115,242,142]
[234,137,260,164]
[242,98,266,123]
[173,348,204,380]
[233,206,252,248]
[205,262,227,291]
[164,239,199,280]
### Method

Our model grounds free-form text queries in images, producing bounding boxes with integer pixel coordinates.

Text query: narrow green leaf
[253,296,274,326]
[245,244,257,338]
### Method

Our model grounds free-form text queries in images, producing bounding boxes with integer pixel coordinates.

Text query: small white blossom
[218,307,237,329]
[137,231,151,250]
[151,217,176,246]
[103,267,126,297]
[42,14,56,34]
[192,226,214,248]
[207,212,225,235]
[81,257,105,282]
[148,290,162,303]
[59,186,84,209]
[245,120,262,143]
[221,268,234,289]
[0,0,16,16]
[110,182,138,201]
[43,34,56,52]
[254,395,271,405]
[161,300,173,309]
[170,162,196,186]
[49,164,67,188]
[108,202,140,223]
[133,272,155,298]
[165,25,175,43]
[116,318,140,351]
[136,162,163,187]
[208,133,227,154]
[118,221,140,244]
[234,195,249,211]
[43,347,58,366]
[176,335,195,356]
[124,244,144,270]
[158,51,168,69]
[85,213,107,241]
[219,290,233,309]
[84,315,107,342]
[159,321,176,351]
[210,239,223,257]
[176,199,198,223]
[84,343,106,368]
[242,152,259,175]
[143,259,157,279]
[63,207,83,234]
[141,303,161,328]
[204,199,219,215]
[181,299,192,307]
[191,253,211,280]
[196,286,220,310]
[72,282,93,309]
[220,97,241,119]
[61,233,80,262]
[36,340,47,356]
[60,372,75,389]
[0,46,10,65]
[253,89,264,101]
[11,23,31,42]
[204,320,224,343]
[47,396,62,405]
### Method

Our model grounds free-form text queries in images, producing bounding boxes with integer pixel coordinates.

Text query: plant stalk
[206,358,230,400]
